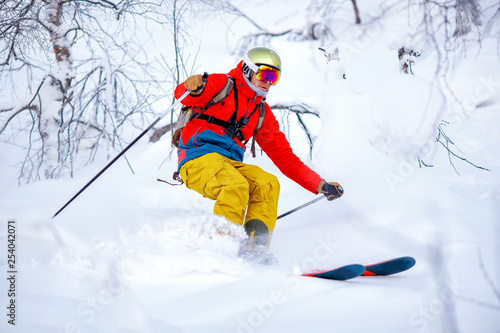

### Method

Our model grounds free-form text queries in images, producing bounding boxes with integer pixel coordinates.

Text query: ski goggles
[255,65,281,85]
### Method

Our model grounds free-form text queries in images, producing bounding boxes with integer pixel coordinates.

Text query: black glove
[318,180,344,201]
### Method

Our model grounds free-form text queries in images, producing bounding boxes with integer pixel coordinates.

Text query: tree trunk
[41,0,74,178]
[351,0,361,24]
[45,0,73,91]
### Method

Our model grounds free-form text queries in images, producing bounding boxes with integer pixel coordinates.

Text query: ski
[362,256,416,276]
[302,264,366,281]
[302,256,416,281]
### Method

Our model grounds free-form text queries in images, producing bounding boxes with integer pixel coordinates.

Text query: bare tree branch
[437,122,490,174]
[270,103,320,158]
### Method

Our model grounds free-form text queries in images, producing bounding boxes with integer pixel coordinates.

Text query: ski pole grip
[322,182,344,201]
[336,185,344,195]
[191,72,209,94]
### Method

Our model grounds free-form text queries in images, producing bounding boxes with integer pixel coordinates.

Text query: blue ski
[302,257,416,281]
[302,264,366,281]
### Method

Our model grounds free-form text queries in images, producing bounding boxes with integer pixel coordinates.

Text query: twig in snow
[436,122,490,175]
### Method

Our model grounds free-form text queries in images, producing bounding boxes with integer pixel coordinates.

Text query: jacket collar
[228,61,266,103]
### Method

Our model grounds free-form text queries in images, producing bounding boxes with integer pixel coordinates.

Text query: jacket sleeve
[256,105,323,194]
[174,74,228,108]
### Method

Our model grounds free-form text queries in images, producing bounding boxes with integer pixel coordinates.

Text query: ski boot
[238,219,277,265]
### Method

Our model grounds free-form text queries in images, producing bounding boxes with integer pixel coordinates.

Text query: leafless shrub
[0,0,176,182]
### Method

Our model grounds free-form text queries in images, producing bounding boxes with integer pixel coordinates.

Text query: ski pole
[277,183,344,220]
[52,90,190,218]
[277,196,325,220]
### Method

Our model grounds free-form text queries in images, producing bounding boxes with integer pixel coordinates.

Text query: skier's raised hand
[184,74,206,95]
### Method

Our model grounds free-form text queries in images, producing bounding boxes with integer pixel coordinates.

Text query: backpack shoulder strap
[189,75,234,122]
[204,75,234,109]
[250,102,266,158]
[256,102,266,130]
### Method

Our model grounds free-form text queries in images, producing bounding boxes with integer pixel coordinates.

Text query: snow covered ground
[1,1,500,332]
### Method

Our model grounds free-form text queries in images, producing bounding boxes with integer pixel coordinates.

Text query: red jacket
[174,61,322,194]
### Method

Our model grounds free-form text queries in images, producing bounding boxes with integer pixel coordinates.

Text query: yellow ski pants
[179,153,280,240]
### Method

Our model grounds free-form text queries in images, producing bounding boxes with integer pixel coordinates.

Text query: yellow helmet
[243,47,281,72]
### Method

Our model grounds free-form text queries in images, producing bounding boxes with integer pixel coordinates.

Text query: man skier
[174,47,343,260]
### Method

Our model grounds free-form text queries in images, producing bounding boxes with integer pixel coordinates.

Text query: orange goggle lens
[255,65,281,85]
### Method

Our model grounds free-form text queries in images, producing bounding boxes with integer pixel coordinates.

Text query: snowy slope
[2,1,500,332]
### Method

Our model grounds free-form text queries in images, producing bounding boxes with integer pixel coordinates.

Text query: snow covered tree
[0,0,176,182]
[398,47,421,74]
